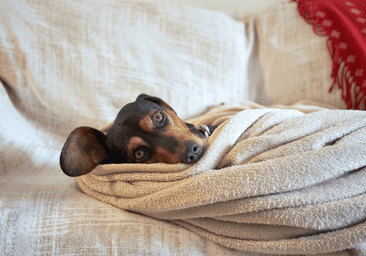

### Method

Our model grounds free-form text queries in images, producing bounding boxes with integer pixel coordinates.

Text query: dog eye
[154,112,163,123]
[134,149,145,160]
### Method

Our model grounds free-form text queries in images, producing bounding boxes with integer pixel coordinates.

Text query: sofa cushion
[241,3,346,109]
[0,0,251,147]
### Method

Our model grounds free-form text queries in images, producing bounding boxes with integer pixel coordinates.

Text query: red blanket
[293,0,366,109]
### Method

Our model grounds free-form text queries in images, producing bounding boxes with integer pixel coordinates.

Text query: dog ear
[136,93,176,113]
[60,127,110,177]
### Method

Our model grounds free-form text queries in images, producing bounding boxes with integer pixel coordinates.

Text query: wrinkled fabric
[79,104,366,255]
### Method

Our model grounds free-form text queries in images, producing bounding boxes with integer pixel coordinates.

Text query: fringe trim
[293,0,366,109]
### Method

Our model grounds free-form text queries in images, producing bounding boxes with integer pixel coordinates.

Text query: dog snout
[180,140,203,164]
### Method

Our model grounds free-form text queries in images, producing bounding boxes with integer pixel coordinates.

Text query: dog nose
[181,140,202,164]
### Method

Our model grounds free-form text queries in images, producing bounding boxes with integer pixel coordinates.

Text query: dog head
[60,94,208,177]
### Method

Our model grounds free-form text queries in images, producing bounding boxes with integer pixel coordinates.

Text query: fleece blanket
[76,104,366,255]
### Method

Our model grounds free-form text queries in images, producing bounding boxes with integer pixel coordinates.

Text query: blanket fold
[76,104,366,254]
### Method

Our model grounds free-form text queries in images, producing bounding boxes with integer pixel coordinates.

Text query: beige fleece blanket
[76,104,366,255]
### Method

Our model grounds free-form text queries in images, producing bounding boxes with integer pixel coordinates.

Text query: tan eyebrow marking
[128,137,149,156]
[162,109,199,142]
[139,110,156,132]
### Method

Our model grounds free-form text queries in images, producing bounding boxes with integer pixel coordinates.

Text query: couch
[1,0,364,255]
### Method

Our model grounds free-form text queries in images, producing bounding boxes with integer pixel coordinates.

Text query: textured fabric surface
[78,104,366,255]
[0,0,361,255]
[0,0,250,133]
[241,2,347,109]
[0,0,252,255]
[294,0,366,110]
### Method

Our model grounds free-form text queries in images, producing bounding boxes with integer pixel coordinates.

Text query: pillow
[0,0,251,149]
[241,2,347,109]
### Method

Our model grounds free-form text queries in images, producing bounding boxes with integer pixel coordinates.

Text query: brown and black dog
[60,94,217,177]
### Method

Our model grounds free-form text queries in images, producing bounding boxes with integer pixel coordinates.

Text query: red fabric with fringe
[293,0,366,109]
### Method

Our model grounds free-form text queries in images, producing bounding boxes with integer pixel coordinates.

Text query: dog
[60,94,217,177]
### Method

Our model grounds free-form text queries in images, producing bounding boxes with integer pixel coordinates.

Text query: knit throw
[294,0,366,109]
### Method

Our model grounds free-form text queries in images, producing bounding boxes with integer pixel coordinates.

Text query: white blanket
[1,0,363,254]
[77,104,366,255]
